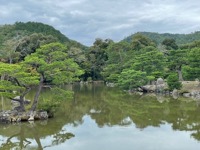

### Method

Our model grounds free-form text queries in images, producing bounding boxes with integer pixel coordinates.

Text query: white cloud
[1,0,200,45]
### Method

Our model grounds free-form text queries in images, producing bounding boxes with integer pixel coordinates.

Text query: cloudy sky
[1,0,200,46]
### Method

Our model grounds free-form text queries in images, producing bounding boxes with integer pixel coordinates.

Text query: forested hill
[123,31,200,45]
[0,21,86,49]
[15,22,70,43]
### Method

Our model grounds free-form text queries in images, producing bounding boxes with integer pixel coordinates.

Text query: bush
[167,73,182,91]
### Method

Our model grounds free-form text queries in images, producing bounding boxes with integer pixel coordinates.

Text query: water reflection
[70,84,200,140]
[0,121,74,150]
[1,83,200,149]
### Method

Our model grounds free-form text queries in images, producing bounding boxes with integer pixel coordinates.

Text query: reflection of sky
[0,115,199,150]
[47,115,199,150]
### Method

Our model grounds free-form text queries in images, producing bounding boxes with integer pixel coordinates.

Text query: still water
[1,83,200,150]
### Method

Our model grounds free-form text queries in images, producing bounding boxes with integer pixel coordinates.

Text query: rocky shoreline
[0,110,51,123]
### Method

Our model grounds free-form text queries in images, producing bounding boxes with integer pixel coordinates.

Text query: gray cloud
[1,0,200,45]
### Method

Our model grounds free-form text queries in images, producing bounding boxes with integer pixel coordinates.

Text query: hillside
[0,21,87,49]
[123,31,200,45]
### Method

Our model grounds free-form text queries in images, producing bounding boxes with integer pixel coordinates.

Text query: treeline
[124,31,200,45]
[0,22,200,92]
[88,35,200,91]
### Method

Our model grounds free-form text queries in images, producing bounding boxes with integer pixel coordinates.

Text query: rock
[28,116,34,121]
[157,78,164,85]
[172,89,179,99]
[183,93,191,98]
[106,82,115,87]
[39,111,48,120]
[156,78,165,92]
[28,111,36,121]
[140,85,156,92]
[0,110,50,123]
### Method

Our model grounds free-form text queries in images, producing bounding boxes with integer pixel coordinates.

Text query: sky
[1,0,200,46]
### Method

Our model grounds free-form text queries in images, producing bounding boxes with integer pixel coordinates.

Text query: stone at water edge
[28,116,34,121]
[28,111,36,121]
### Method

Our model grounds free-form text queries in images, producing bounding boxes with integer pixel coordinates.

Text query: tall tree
[16,33,57,60]
[0,39,20,63]
[183,48,200,80]
[131,34,156,51]
[102,41,131,82]
[24,42,84,111]
[167,49,188,81]
[161,38,178,50]
[0,62,39,111]
[86,38,112,80]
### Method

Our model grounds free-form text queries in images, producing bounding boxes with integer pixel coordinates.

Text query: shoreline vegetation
[0,21,200,123]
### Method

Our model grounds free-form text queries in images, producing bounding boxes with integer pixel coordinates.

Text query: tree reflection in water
[1,83,200,149]
[0,121,74,150]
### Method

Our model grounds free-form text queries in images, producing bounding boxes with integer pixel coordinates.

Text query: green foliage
[180,40,200,50]
[166,49,188,81]
[1,21,200,92]
[183,48,200,80]
[117,69,148,90]
[0,39,20,63]
[0,22,88,64]
[38,87,73,111]
[124,31,200,46]
[131,34,156,50]
[0,62,39,99]
[16,33,57,60]
[167,73,182,91]
[161,38,178,50]
[23,42,83,111]
[85,38,111,80]
[14,21,70,43]
[103,38,165,90]
[24,42,84,84]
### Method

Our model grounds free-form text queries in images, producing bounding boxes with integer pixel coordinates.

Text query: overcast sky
[1,0,200,46]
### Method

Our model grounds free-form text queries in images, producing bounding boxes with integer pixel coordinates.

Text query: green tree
[131,34,156,51]
[24,42,84,111]
[16,33,57,60]
[117,69,148,90]
[131,47,165,76]
[183,48,200,80]
[0,62,39,111]
[167,49,188,81]
[0,39,20,63]
[102,41,131,82]
[86,38,111,80]
[167,73,182,91]
[162,38,178,50]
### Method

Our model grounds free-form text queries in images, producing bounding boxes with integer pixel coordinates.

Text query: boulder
[141,85,156,92]
[183,93,191,98]
[172,89,179,99]
[0,110,49,123]
[157,78,164,85]
[156,78,165,92]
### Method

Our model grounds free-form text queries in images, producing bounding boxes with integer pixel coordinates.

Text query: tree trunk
[18,87,31,112]
[30,75,44,111]
[177,66,184,81]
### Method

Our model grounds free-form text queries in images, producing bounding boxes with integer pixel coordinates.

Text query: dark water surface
[1,83,200,150]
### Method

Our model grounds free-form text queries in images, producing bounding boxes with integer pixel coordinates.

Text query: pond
[1,83,200,150]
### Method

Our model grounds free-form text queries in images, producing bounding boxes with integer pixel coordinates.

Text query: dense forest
[0,21,200,112]
[124,31,200,45]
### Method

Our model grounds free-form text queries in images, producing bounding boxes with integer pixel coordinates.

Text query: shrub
[167,73,182,91]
